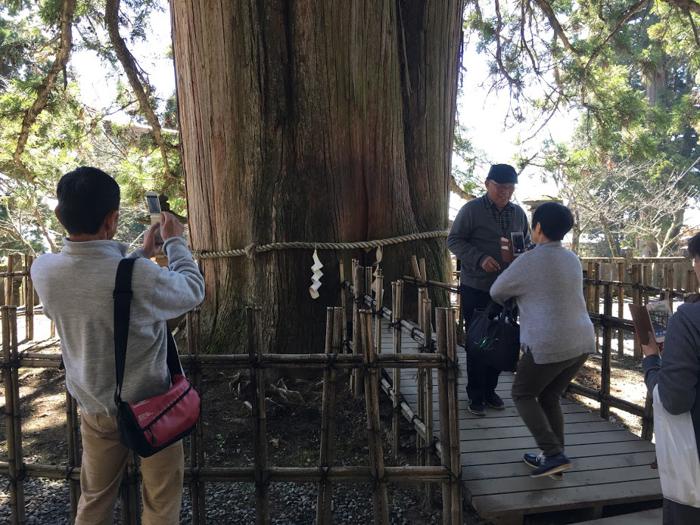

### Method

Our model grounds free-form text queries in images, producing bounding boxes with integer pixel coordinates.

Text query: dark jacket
[447,196,529,291]
[644,301,700,458]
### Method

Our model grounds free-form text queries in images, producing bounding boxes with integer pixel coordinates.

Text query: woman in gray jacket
[490,202,595,478]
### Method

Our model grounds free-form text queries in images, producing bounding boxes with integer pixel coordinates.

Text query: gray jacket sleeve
[146,236,206,321]
[489,252,528,305]
[643,308,700,414]
[447,205,486,271]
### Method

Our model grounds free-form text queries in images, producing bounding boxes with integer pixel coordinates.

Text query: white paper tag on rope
[372,246,383,295]
[309,249,324,299]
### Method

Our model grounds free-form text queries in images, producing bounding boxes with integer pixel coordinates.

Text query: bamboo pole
[419,257,427,283]
[360,310,390,524]
[594,262,601,353]
[23,255,34,342]
[436,308,452,525]
[421,297,434,508]
[66,391,80,520]
[248,307,269,524]
[391,280,403,462]
[642,264,651,306]
[352,261,364,398]
[374,270,384,355]
[617,261,624,357]
[416,287,427,469]
[187,309,206,523]
[2,306,26,524]
[687,269,697,294]
[600,285,612,420]
[316,307,340,524]
[411,255,422,283]
[445,308,463,524]
[339,258,348,349]
[0,461,452,483]
[586,261,594,311]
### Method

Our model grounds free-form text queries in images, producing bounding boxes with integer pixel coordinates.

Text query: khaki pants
[76,412,184,525]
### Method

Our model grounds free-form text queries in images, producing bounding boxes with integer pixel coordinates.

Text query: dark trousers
[663,498,700,524]
[511,351,588,456]
[461,284,501,404]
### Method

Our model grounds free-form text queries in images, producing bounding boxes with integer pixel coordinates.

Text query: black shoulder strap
[114,258,136,403]
[113,258,183,405]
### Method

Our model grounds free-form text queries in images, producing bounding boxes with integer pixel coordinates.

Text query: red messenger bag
[113,258,200,457]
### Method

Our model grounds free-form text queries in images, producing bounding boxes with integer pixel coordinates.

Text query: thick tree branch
[585,0,650,71]
[531,0,577,54]
[450,175,475,201]
[105,0,173,180]
[13,0,76,181]
[662,0,700,16]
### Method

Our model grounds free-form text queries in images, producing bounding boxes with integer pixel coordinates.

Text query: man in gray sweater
[447,164,530,415]
[490,202,594,478]
[31,167,205,524]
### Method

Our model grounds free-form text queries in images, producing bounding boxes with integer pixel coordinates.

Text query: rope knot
[244,243,257,259]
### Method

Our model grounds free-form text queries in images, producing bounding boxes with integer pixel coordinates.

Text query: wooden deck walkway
[376,327,662,525]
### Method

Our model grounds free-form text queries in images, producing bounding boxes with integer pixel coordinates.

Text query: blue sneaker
[523,453,564,480]
[530,453,571,478]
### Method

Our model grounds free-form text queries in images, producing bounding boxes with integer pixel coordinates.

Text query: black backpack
[466,300,520,372]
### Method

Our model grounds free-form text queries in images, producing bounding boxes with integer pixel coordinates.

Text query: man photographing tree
[31,167,204,524]
[447,164,530,416]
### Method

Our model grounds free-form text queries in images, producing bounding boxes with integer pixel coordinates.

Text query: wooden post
[600,285,612,420]
[593,263,600,353]
[421,296,434,508]
[24,255,34,341]
[316,307,341,524]
[66,392,81,521]
[617,261,624,357]
[632,264,642,359]
[445,308,463,524]
[360,310,390,524]
[5,255,14,306]
[436,308,452,524]
[585,261,594,312]
[391,280,403,462]
[666,266,675,312]
[248,307,269,524]
[187,309,206,523]
[642,264,651,306]
[686,268,697,294]
[419,257,427,283]
[2,306,26,524]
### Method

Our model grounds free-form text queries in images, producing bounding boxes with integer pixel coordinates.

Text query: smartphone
[510,231,525,256]
[145,192,161,225]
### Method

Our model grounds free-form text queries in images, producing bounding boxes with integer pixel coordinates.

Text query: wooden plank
[460,431,641,453]
[461,452,657,481]
[472,479,661,517]
[467,465,658,496]
[457,421,622,441]
[440,411,606,431]
[575,507,662,525]
[461,440,656,466]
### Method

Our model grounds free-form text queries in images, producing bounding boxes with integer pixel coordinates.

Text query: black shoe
[468,401,486,417]
[485,392,505,410]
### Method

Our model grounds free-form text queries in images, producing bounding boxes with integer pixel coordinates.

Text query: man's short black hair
[56,167,120,235]
[532,202,574,242]
[687,233,700,259]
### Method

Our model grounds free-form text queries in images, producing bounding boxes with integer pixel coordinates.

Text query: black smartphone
[510,231,525,256]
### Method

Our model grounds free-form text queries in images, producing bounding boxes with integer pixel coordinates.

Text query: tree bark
[171,1,464,352]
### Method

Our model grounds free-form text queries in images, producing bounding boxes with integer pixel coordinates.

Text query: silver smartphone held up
[145,192,161,226]
[510,231,525,256]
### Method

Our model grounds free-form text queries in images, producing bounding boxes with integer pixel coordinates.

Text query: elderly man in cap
[447,164,530,416]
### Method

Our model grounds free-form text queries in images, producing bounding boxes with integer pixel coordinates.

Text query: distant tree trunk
[171,2,464,352]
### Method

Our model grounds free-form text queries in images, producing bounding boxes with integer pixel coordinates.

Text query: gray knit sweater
[489,241,595,364]
[31,237,205,415]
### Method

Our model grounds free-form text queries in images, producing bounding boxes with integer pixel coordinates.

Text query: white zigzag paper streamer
[309,249,324,299]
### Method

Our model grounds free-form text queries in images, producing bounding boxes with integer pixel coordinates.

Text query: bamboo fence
[0,262,464,524]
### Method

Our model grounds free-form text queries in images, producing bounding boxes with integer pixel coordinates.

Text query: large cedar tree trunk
[171,1,464,352]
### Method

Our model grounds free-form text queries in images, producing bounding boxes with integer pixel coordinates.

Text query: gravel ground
[0,476,443,524]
